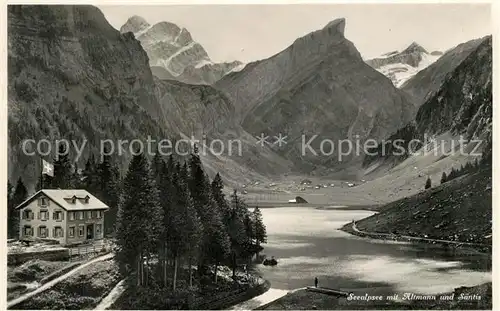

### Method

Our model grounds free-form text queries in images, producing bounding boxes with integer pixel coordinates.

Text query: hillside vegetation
[347,168,491,247]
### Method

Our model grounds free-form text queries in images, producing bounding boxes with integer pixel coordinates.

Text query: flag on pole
[42,159,54,177]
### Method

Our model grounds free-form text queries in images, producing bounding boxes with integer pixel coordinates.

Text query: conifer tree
[253,206,267,247]
[7,180,13,204]
[203,196,231,283]
[82,154,98,194]
[212,173,229,217]
[244,214,255,247]
[425,177,432,189]
[71,164,82,188]
[10,178,28,238]
[97,153,120,234]
[170,165,203,290]
[440,172,447,184]
[115,152,163,286]
[227,190,248,277]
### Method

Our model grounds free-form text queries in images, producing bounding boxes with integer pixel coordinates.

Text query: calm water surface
[252,206,491,296]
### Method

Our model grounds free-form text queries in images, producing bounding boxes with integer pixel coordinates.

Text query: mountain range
[366,42,442,88]
[7,5,492,191]
[119,15,243,85]
[215,18,415,174]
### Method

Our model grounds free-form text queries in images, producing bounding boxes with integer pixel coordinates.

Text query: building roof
[15,189,110,211]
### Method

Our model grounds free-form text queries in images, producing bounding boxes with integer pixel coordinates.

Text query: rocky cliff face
[120,16,242,85]
[216,18,415,172]
[8,5,167,187]
[414,37,492,140]
[366,42,441,88]
[8,5,288,189]
[401,37,487,108]
[363,36,492,168]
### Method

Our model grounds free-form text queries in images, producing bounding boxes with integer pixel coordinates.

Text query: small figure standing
[314,277,319,288]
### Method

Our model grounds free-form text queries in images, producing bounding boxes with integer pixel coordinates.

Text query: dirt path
[7,253,114,309]
[94,279,126,310]
[351,222,487,247]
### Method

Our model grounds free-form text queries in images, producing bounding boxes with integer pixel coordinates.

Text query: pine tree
[8,180,13,202]
[10,178,28,238]
[253,206,267,247]
[7,180,14,238]
[82,154,98,194]
[227,190,248,277]
[244,214,255,247]
[203,196,231,283]
[212,173,229,217]
[115,152,163,287]
[97,153,120,234]
[170,165,203,290]
[425,177,432,189]
[150,152,175,287]
[440,172,447,184]
[188,151,209,209]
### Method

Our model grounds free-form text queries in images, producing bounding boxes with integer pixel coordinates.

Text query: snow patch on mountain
[377,54,440,87]
[366,43,442,88]
[120,16,242,84]
[195,59,215,69]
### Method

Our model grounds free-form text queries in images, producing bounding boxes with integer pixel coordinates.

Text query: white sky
[98,4,492,63]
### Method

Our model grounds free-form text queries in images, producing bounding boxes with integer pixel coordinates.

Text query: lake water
[233,206,491,309]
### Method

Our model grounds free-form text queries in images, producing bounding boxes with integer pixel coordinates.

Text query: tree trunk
[232,252,237,278]
[173,255,178,291]
[214,262,218,283]
[145,256,149,287]
[140,250,144,286]
[163,241,168,287]
[136,254,141,286]
[189,256,193,287]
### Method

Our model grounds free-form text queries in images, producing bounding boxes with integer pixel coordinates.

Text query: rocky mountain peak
[323,17,346,37]
[120,15,150,34]
[402,42,428,54]
[120,16,241,85]
[366,41,440,88]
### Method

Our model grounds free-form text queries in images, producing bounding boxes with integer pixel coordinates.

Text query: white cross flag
[42,159,54,177]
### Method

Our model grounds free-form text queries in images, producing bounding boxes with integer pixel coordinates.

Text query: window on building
[96,211,103,219]
[69,212,75,221]
[38,226,48,238]
[78,211,84,220]
[69,226,75,237]
[22,209,33,220]
[39,210,49,220]
[40,197,49,207]
[53,211,63,221]
[86,211,92,219]
[53,226,64,238]
[23,226,33,237]
[78,225,85,237]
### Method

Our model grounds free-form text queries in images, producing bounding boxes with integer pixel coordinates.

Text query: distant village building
[288,196,308,204]
[15,189,109,246]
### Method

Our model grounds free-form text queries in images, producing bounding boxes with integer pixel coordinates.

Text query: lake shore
[340,221,492,256]
[257,283,492,310]
[246,202,381,211]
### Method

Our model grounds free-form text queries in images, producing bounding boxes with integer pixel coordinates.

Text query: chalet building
[15,189,109,246]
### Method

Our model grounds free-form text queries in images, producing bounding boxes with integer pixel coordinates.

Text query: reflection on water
[254,207,491,297]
